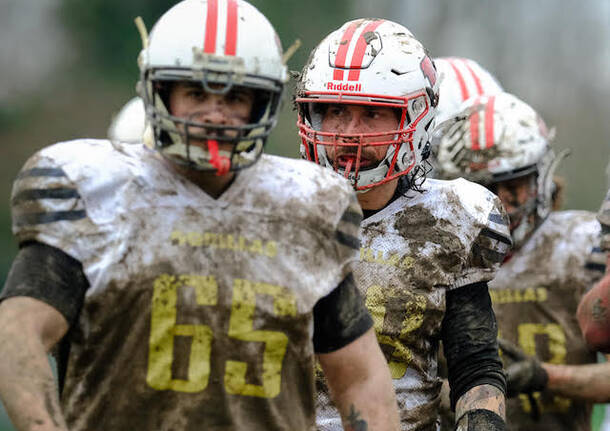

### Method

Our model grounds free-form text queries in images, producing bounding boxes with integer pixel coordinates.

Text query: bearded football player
[435,92,608,431]
[297,19,510,431]
[0,1,400,430]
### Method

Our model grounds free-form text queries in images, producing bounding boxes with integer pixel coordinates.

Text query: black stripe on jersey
[480,227,512,246]
[336,230,360,250]
[12,188,80,205]
[472,243,505,264]
[340,209,363,227]
[17,167,66,179]
[488,212,509,226]
[14,210,87,227]
[585,262,606,273]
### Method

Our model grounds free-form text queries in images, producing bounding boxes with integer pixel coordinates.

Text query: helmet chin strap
[207,139,231,176]
[343,158,354,179]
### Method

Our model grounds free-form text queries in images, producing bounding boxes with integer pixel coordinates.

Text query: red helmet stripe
[470,96,482,150]
[462,59,484,95]
[448,58,469,100]
[348,20,384,81]
[204,0,219,53]
[484,96,496,148]
[333,21,360,81]
[225,0,238,55]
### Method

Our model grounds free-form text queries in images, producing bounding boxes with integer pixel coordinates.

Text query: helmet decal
[203,0,239,55]
[420,56,437,88]
[331,19,384,82]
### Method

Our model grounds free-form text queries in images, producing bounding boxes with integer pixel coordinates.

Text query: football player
[0,1,400,430]
[430,56,505,431]
[578,188,610,352]
[297,19,509,430]
[435,92,608,431]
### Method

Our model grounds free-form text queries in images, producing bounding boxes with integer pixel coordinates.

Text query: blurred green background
[1,0,609,429]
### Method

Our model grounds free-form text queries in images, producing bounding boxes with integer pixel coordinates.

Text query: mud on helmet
[138,0,287,174]
[434,92,567,248]
[296,19,439,192]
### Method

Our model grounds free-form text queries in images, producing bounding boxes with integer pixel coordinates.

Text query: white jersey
[316,178,511,430]
[11,139,362,431]
[489,211,603,431]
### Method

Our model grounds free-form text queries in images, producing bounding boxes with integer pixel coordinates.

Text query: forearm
[332,364,397,430]
[0,330,67,430]
[0,299,69,431]
[455,384,505,421]
[543,361,610,402]
[319,329,399,431]
[578,271,610,352]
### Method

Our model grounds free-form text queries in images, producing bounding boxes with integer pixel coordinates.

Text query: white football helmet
[108,97,146,144]
[433,57,503,127]
[138,0,287,173]
[296,19,439,191]
[435,92,566,248]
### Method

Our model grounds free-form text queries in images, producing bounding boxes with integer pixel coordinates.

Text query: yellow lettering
[537,287,548,302]
[225,279,296,398]
[250,239,264,255]
[265,241,278,258]
[170,230,187,245]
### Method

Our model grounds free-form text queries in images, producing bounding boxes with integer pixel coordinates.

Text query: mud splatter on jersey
[489,211,603,431]
[10,139,362,431]
[316,178,510,430]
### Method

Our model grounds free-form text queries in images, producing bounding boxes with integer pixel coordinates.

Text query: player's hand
[498,338,548,398]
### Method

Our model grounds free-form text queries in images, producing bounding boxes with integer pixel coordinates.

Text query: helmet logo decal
[204,0,239,56]
[420,55,437,88]
[332,20,384,82]
[325,82,363,92]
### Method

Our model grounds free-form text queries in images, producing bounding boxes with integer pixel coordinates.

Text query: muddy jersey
[10,139,362,431]
[316,178,511,431]
[489,211,603,431]
[600,189,610,252]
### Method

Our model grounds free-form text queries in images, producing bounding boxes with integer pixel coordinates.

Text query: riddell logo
[326,82,363,92]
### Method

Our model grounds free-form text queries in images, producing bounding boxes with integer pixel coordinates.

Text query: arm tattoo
[345,404,368,431]
[592,298,607,322]
[456,384,505,421]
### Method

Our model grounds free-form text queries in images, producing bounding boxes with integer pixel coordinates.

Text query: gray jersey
[489,211,603,431]
[316,178,510,430]
[10,140,362,431]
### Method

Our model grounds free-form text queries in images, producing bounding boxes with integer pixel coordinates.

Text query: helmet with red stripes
[435,92,564,248]
[138,0,287,172]
[433,57,503,127]
[296,19,439,192]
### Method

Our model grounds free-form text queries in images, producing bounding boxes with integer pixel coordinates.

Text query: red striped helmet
[296,19,439,191]
[433,57,503,127]
[138,0,287,172]
[435,92,563,248]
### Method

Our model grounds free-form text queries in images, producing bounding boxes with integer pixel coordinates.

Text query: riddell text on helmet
[326,82,363,92]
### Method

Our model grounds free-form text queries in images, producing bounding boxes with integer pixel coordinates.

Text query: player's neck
[168,161,236,199]
[357,178,399,211]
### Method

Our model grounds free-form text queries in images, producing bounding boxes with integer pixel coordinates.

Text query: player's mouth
[336,154,374,169]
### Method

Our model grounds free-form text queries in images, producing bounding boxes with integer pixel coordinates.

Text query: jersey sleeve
[456,194,512,288]
[10,149,97,263]
[332,192,363,279]
[599,189,610,253]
